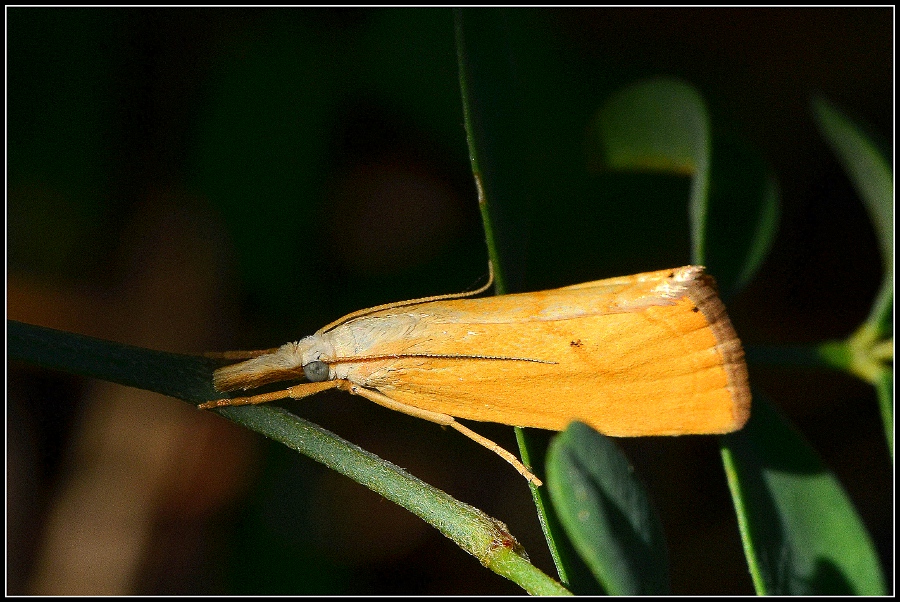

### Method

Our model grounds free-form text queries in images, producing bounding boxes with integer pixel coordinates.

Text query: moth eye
[303,360,330,382]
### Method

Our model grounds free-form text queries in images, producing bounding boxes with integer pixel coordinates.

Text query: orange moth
[201,266,750,486]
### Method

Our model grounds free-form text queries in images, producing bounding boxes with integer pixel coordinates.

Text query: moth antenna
[324,352,555,365]
[204,348,281,360]
[317,262,495,334]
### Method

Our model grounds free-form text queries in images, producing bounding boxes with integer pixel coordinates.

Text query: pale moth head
[213,335,334,392]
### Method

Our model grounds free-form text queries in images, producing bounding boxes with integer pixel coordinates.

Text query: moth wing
[337,267,749,436]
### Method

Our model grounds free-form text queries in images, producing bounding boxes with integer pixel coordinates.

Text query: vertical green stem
[453,8,568,585]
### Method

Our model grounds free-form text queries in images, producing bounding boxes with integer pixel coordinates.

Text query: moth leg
[345,383,542,486]
[198,380,342,410]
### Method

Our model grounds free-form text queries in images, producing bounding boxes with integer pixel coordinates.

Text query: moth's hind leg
[346,384,542,486]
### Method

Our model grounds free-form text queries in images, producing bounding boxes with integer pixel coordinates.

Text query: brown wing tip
[683,267,752,431]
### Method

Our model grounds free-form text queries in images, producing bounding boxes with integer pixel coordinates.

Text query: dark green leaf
[811,97,893,334]
[590,79,780,294]
[721,392,886,595]
[874,368,893,460]
[589,77,710,263]
[547,422,669,595]
[705,136,780,298]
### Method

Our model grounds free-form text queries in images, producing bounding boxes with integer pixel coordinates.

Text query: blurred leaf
[705,136,781,298]
[721,392,886,595]
[811,97,893,334]
[590,79,780,293]
[547,422,669,595]
[811,98,892,273]
[589,77,710,263]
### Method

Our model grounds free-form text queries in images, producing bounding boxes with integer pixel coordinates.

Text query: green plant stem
[453,13,505,295]
[515,428,570,587]
[746,334,893,460]
[748,329,892,384]
[745,343,847,371]
[491,548,573,596]
[221,404,571,595]
[720,445,766,594]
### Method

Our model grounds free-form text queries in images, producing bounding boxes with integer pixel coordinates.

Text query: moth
[202,266,750,486]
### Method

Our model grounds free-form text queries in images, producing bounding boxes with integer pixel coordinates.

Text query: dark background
[7,8,892,594]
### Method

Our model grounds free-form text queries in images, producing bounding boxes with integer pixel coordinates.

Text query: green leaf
[874,367,894,460]
[721,392,886,595]
[546,422,669,595]
[7,320,569,596]
[811,97,893,334]
[590,77,710,263]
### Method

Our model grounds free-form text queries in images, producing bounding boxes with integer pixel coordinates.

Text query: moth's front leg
[198,380,343,409]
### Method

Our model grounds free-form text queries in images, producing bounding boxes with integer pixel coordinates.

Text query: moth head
[213,336,333,391]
